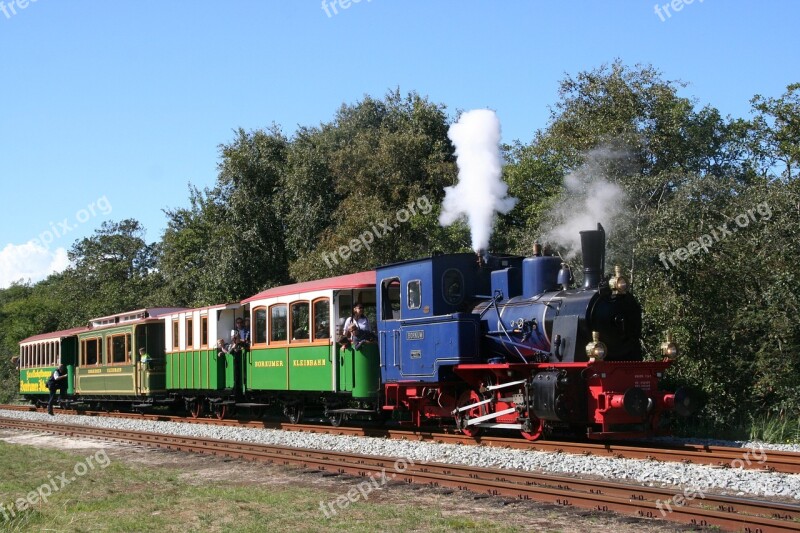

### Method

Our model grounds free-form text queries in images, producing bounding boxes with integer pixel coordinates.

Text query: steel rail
[0,416,798,532]
[2,404,799,475]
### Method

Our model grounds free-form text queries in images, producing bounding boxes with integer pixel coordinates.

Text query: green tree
[159,127,290,305]
[750,83,800,181]
[285,90,466,280]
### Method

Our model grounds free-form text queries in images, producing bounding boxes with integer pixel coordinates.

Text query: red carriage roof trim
[20,325,89,344]
[242,271,376,303]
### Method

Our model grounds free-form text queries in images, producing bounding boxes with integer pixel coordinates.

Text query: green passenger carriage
[74,308,184,407]
[15,273,383,425]
[241,271,381,424]
[18,326,85,404]
[161,303,245,418]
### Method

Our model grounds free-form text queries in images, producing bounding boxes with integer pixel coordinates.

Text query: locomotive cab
[376,253,522,383]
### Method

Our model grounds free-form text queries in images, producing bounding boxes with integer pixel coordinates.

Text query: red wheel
[520,413,545,441]
[189,399,203,419]
[214,404,227,420]
[455,389,487,438]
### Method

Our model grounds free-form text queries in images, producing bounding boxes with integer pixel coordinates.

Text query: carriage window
[172,320,179,350]
[407,280,421,310]
[381,278,401,320]
[200,316,209,348]
[291,302,310,341]
[442,268,465,306]
[186,317,194,348]
[254,307,267,344]
[270,304,287,343]
[313,299,330,341]
[82,338,100,366]
[109,334,130,364]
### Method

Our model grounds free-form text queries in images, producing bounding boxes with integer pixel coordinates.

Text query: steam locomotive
[17,224,696,440]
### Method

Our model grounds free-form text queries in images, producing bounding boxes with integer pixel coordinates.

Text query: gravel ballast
[1,409,797,500]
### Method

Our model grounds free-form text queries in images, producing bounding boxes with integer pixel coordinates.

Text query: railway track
[2,403,799,475]
[0,416,797,532]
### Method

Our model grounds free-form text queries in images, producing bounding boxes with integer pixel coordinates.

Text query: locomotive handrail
[483,292,526,363]
[485,332,551,359]
[394,313,480,325]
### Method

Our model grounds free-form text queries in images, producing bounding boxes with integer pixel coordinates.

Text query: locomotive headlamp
[586,331,607,361]
[661,331,679,359]
[609,265,628,294]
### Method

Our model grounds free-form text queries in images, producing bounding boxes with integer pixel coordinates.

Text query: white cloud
[0,242,71,288]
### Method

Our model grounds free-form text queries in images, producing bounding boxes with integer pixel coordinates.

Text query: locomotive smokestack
[579,223,605,289]
[476,249,486,268]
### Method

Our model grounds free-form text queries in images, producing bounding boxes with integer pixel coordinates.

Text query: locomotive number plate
[406,330,424,340]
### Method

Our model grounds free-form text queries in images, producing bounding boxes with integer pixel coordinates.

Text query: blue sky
[0,0,797,287]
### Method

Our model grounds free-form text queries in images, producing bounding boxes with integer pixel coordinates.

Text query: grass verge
[0,442,519,533]
[749,412,800,444]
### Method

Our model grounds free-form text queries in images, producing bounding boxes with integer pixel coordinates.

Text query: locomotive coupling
[608,387,650,418]
[660,387,701,417]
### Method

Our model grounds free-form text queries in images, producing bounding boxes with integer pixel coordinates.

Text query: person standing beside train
[46,364,68,415]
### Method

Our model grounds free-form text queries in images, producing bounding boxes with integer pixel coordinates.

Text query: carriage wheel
[520,413,545,441]
[214,404,228,420]
[284,404,304,424]
[455,389,487,438]
[189,399,203,419]
[328,413,344,427]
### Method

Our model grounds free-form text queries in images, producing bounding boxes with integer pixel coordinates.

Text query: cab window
[381,278,401,320]
[407,280,421,310]
[442,268,465,306]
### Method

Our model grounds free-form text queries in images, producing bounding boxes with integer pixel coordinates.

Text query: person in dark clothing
[47,364,68,415]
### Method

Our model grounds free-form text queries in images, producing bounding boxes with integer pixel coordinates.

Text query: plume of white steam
[439,109,517,251]
[543,146,630,258]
